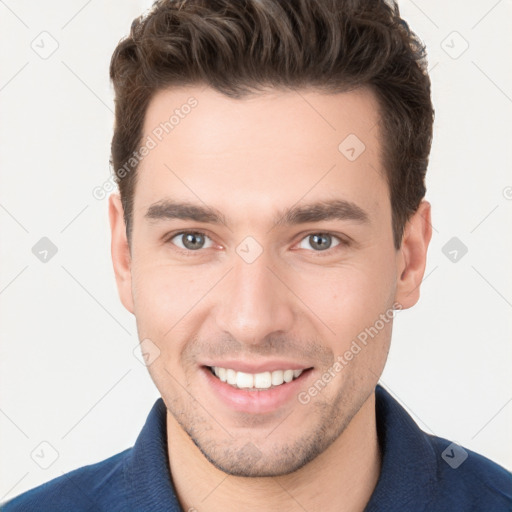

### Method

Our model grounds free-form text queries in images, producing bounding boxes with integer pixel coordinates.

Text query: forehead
[134,85,387,222]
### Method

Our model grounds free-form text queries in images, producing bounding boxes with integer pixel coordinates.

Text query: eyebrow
[275,199,369,226]
[144,198,369,226]
[145,200,227,224]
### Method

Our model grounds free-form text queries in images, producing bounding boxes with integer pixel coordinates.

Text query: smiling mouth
[207,365,312,390]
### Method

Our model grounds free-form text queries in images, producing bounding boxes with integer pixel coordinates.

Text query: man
[2,0,511,510]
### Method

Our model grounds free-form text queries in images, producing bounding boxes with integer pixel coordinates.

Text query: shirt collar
[123,398,182,512]
[123,385,438,511]
[364,385,437,511]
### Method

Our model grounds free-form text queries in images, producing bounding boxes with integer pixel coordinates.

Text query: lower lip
[201,366,313,414]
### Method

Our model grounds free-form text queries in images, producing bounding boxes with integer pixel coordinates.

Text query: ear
[108,193,134,314]
[395,200,432,310]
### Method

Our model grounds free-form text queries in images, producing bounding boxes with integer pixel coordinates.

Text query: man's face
[111,86,421,476]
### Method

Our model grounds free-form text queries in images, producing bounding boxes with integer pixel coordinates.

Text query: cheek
[291,258,397,347]
[130,259,228,355]
[130,261,203,338]
[130,263,212,387]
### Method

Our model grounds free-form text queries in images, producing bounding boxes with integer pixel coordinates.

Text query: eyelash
[165,230,349,256]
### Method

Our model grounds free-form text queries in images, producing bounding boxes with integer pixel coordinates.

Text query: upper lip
[203,360,313,373]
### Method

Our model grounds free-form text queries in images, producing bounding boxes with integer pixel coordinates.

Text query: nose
[214,253,295,346]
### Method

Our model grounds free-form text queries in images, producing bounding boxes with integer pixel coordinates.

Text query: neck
[167,392,380,512]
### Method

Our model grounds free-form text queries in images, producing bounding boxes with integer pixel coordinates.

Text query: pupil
[183,233,204,250]
[310,234,331,250]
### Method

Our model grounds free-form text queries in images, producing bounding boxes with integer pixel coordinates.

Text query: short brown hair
[110,0,434,248]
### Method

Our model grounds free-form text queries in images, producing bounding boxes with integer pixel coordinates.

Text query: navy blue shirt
[2,386,511,511]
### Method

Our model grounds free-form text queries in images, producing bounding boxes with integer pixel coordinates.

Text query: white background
[1,0,511,501]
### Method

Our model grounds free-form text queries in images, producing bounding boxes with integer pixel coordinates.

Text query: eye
[297,233,341,252]
[169,231,214,251]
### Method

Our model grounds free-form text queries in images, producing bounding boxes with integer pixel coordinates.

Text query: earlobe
[395,200,432,310]
[108,193,135,314]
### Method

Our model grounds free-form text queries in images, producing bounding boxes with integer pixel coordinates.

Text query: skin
[109,85,431,511]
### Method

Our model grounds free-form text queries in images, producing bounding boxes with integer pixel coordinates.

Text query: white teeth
[226,368,237,385]
[271,370,284,386]
[218,367,227,382]
[283,369,294,383]
[254,372,272,389]
[211,366,304,389]
[236,371,254,388]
